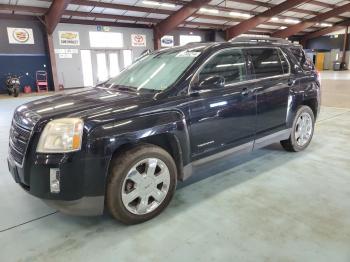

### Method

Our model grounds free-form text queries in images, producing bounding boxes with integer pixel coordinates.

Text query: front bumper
[7,153,109,216]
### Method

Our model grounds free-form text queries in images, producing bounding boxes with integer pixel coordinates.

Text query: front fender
[86,110,191,177]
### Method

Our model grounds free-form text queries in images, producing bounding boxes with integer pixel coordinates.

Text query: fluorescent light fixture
[142,0,176,8]
[199,7,219,14]
[320,23,332,27]
[284,18,300,24]
[229,11,251,18]
[271,17,279,21]
[280,26,287,29]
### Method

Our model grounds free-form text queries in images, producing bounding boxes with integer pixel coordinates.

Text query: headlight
[36,118,84,153]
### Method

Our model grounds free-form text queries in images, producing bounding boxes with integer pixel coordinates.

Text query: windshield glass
[104,47,203,91]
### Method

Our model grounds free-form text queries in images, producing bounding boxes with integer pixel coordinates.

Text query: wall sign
[59,54,73,59]
[59,31,80,46]
[131,34,146,47]
[7,27,34,45]
[55,49,79,54]
[161,35,174,47]
[97,26,111,32]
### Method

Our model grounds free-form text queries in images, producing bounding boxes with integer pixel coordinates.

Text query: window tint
[248,48,284,78]
[198,49,247,86]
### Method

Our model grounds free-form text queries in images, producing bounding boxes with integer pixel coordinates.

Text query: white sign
[7,27,34,45]
[131,34,146,47]
[59,54,73,59]
[161,35,174,47]
[55,49,79,54]
[59,31,80,46]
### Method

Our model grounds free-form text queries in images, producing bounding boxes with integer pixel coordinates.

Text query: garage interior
[1,0,350,261]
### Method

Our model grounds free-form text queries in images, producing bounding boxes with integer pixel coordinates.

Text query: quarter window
[197,49,247,86]
[248,48,284,79]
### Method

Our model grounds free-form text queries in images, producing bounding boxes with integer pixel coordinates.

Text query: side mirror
[194,75,225,91]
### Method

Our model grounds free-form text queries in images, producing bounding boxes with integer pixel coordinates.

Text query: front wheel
[281,105,315,152]
[13,87,19,97]
[106,144,177,224]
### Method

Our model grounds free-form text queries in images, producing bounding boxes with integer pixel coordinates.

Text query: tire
[7,89,12,96]
[281,105,315,152]
[13,88,19,97]
[106,144,177,224]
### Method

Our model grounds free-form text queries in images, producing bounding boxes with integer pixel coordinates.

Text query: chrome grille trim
[8,111,37,168]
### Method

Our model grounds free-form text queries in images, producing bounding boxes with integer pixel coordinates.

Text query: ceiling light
[280,26,287,29]
[229,12,251,18]
[284,18,300,24]
[320,23,332,27]
[271,17,279,21]
[199,7,219,14]
[142,1,176,8]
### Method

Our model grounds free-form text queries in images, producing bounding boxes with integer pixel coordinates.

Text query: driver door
[188,48,257,160]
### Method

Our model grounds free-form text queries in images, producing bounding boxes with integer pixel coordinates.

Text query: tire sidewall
[290,106,315,151]
[107,145,177,224]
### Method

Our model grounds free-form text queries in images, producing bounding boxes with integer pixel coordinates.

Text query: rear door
[246,47,291,138]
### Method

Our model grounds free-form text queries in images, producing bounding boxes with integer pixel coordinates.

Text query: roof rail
[230,36,292,45]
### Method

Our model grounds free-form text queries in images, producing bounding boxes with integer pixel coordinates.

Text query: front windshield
[105,48,203,91]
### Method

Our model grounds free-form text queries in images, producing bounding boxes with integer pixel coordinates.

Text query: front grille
[9,120,32,166]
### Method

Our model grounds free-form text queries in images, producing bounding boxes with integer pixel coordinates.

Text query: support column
[153,28,161,50]
[341,26,349,64]
[47,34,59,91]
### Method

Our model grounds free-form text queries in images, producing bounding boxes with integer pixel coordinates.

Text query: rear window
[247,48,285,79]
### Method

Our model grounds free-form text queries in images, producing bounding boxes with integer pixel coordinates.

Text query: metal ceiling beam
[226,0,311,40]
[225,0,348,20]
[70,0,319,29]
[302,19,350,42]
[273,3,350,38]
[71,0,173,15]
[0,4,46,14]
[153,0,211,49]
[45,0,72,34]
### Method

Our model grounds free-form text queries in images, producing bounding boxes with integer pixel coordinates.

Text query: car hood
[20,87,155,123]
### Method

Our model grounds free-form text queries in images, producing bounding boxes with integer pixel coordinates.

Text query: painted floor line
[0,211,58,233]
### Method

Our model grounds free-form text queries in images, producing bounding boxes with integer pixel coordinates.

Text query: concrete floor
[1,73,350,262]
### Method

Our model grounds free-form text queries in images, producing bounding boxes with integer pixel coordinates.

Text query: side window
[278,49,290,74]
[197,49,247,86]
[247,48,284,79]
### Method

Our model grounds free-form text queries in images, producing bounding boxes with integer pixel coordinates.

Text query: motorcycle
[5,74,21,97]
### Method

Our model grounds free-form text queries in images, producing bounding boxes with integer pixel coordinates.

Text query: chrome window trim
[188,46,291,94]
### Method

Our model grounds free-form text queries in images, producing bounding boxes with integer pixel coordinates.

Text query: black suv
[8,37,320,224]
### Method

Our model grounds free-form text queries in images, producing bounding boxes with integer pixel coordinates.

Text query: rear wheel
[106,144,177,224]
[281,105,315,152]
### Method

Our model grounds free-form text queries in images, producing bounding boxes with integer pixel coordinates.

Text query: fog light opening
[50,168,60,193]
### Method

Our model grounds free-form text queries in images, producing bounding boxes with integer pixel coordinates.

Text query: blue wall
[0,54,52,93]
[306,34,350,51]
[0,18,53,94]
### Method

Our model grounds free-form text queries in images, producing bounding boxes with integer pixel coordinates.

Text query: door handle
[241,87,250,96]
[288,78,297,86]
[241,87,257,96]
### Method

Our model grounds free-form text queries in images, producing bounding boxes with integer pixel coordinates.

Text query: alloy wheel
[121,158,171,215]
[295,112,313,147]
